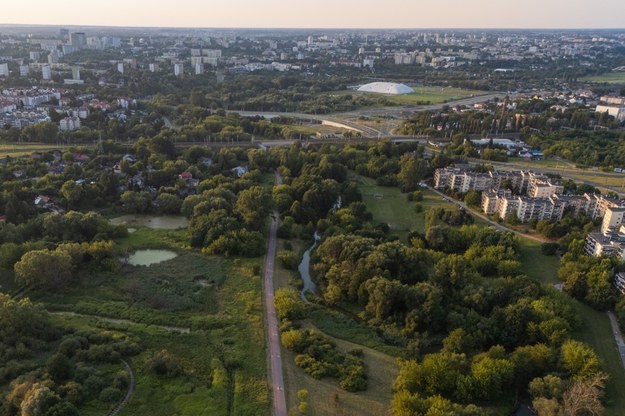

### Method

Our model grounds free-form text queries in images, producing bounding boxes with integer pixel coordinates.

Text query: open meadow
[579,72,625,84]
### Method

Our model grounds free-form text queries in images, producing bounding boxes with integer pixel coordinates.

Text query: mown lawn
[579,72,625,84]
[517,239,561,284]
[0,143,69,157]
[383,86,487,105]
[356,175,458,238]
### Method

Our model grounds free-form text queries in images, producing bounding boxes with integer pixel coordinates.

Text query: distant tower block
[42,65,52,80]
[174,63,184,77]
[72,66,81,80]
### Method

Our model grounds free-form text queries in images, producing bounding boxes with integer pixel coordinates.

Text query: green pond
[127,249,178,266]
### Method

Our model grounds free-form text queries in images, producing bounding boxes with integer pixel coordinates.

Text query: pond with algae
[126,249,178,266]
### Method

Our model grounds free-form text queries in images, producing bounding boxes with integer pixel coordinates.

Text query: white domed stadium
[357,82,414,95]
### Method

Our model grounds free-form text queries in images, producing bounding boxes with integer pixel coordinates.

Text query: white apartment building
[42,65,51,80]
[59,116,81,131]
[174,63,184,77]
[601,206,625,234]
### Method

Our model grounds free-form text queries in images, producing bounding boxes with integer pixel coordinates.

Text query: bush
[99,387,122,403]
[145,350,183,377]
[541,243,559,256]
[277,250,299,270]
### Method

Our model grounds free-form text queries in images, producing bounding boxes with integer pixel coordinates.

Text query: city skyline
[2,0,625,29]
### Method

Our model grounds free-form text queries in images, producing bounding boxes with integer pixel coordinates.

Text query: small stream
[298,233,321,301]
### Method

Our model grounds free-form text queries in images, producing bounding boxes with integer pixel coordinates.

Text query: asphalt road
[264,171,287,416]
[230,92,513,138]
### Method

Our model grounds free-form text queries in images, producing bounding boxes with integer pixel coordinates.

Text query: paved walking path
[607,311,625,369]
[107,359,136,416]
[264,171,287,416]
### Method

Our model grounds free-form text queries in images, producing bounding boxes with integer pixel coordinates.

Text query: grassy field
[383,86,486,105]
[517,239,561,284]
[282,322,397,416]
[22,226,269,416]
[324,87,487,106]
[580,72,625,84]
[355,175,458,238]
[0,143,70,157]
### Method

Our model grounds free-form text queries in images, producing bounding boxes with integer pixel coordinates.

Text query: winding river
[297,233,321,301]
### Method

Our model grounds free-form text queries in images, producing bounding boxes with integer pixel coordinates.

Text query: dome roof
[357,82,414,95]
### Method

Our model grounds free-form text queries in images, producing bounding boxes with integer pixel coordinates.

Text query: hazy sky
[2,0,624,29]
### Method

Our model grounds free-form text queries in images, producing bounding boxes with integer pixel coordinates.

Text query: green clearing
[517,239,561,284]
[355,175,457,238]
[580,72,625,84]
[383,86,486,105]
[21,227,269,416]
[0,143,71,157]
[281,320,398,416]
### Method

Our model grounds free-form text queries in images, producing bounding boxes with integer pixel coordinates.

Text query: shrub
[99,387,122,403]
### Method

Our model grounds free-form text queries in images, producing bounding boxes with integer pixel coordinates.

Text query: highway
[263,171,287,416]
[229,92,513,138]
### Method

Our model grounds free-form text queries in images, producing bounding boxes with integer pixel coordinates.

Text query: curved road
[264,172,287,416]
[231,92,512,138]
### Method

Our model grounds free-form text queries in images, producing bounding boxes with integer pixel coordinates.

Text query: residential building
[614,272,625,295]
[601,206,625,234]
[69,32,87,49]
[529,179,564,198]
[584,230,625,259]
[595,104,625,122]
[0,63,8,77]
[59,116,81,131]
[42,65,51,80]
[174,63,184,77]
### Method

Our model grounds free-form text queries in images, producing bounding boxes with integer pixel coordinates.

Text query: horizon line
[1,22,625,31]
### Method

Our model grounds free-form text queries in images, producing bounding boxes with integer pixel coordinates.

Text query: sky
[2,0,624,29]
